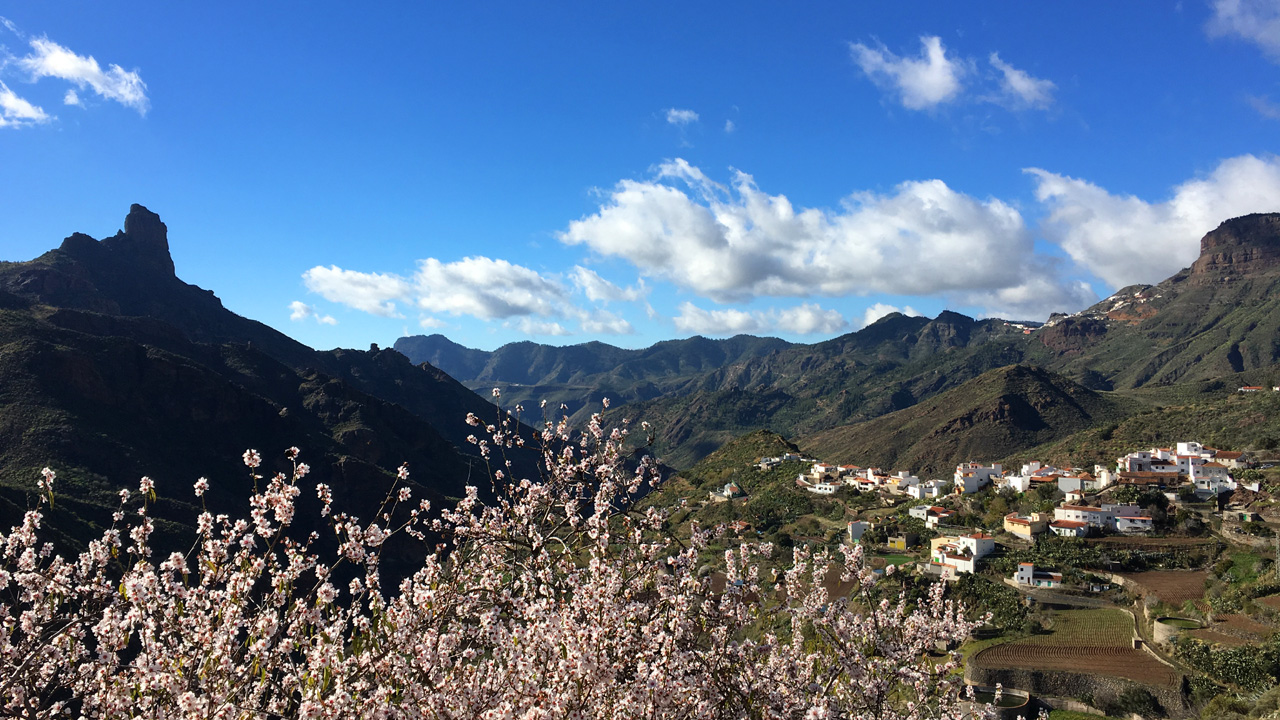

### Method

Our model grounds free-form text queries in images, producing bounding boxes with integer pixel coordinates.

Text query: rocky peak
[100,204,176,276]
[1190,213,1280,282]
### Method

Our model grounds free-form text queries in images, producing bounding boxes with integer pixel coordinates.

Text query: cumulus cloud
[288,300,338,326]
[19,36,148,113]
[302,266,413,317]
[560,159,1050,304]
[63,89,81,106]
[0,81,50,128]
[570,266,645,303]
[415,256,566,319]
[1207,0,1280,60]
[1028,154,1280,287]
[860,303,921,328]
[988,53,1055,109]
[303,257,636,337]
[674,302,847,336]
[665,108,699,126]
[850,36,965,110]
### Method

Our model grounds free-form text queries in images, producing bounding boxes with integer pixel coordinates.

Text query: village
[695,438,1280,717]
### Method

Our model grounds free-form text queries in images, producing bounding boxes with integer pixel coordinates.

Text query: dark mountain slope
[798,365,1135,476]
[0,206,532,547]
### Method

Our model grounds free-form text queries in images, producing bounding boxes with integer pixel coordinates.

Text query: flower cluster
[0,406,986,719]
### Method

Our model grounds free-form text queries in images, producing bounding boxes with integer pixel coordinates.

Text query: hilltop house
[710,482,746,502]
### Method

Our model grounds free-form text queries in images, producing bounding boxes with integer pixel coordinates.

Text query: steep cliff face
[1190,213,1280,282]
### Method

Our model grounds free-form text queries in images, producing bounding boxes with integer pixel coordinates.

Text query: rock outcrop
[1190,213,1280,282]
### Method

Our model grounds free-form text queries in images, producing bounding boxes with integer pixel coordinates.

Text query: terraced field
[972,609,1180,687]
[1119,570,1208,606]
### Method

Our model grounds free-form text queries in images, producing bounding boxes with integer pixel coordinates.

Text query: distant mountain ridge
[402,213,1280,468]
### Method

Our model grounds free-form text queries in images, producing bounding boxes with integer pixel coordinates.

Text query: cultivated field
[972,609,1180,687]
[1118,570,1208,606]
[1188,628,1251,646]
[1257,594,1280,611]
[1215,613,1273,640]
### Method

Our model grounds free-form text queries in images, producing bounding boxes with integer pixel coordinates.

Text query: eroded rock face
[1190,213,1280,282]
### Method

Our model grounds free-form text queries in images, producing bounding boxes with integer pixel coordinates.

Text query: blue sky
[2,2,1280,351]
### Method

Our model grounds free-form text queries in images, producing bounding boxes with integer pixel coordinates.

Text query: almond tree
[0,399,985,719]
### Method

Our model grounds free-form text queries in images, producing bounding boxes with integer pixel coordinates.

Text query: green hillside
[797,365,1136,476]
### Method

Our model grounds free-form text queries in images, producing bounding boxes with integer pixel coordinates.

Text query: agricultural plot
[1119,570,1208,606]
[972,609,1180,687]
[1215,614,1273,640]
[1257,594,1280,611]
[1188,628,1251,646]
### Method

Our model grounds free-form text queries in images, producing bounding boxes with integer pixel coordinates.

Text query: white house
[908,480,944,499]
[930,533,995,575]
[1003,474,1032,493]
[1054,504,1111,529]
[1049,519,1089,537]
[1114,515,1154,534]
[847,521,871,542]
[954,462,1002,494]
[1014,562,1063,588]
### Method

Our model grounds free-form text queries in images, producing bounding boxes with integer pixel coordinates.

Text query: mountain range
[399,213,1280,469]
[4,206,1279,548]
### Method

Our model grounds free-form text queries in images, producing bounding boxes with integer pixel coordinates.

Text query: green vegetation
[801,365,1136,475]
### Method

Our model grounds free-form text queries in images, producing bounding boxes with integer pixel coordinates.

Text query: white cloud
[63,89,81,106]
[959,268,1098,322]
[0,16,21,38]
[1248,94,1280,120]
[724,119,735,133]
[988,52,1055,109]
[414,256,566,319]
[0,81,50,128]
[19,36,148,114]
[288,300,338,326]
[570,266,645,303]
[674,302,847,336]
[1028,154,1280,287]
[560,159,1046,304]
[665,108,699,126]
[860,303,921,328]
[418,316,447,329]
[515,318,572,336]
[302,266,413,317]
[850,35,965,110]
[1207,0,1280,60]
[575,307,635,335]
[304,256,635,335]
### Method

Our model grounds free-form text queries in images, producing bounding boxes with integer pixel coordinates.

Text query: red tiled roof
[1051,520,1089,529]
